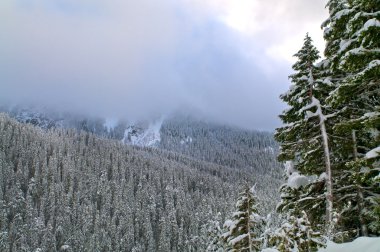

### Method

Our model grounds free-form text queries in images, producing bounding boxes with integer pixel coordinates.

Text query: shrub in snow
[206,212,225,252]
[267,211,326,252]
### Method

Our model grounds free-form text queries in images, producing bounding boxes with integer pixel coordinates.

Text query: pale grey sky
[0,0,328,130]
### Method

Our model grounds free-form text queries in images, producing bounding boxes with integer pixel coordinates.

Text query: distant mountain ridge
[0,106,281,175]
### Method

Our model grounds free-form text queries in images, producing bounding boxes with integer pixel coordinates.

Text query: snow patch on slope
[122,117,164,147]
[13,108,63,129]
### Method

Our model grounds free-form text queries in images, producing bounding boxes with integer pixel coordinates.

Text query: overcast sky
[0,0,328,130]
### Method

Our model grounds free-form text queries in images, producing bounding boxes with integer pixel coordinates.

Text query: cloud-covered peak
[0,0,327,130]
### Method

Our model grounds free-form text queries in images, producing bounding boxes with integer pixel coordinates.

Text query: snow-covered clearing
[263,237,380,252]
[319,237,380,252]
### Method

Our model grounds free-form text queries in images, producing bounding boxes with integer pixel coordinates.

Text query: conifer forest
[0,0,379,251]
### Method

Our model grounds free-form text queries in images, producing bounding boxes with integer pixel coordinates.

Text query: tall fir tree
[322,0,380,239]
[275,34,321,173]
[275,34,335,234]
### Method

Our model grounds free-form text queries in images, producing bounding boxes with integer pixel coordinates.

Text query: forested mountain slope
[160,116,279,176]
[0,113,282,251]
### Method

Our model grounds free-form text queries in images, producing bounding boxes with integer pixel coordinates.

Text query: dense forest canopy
[0,114,282,251]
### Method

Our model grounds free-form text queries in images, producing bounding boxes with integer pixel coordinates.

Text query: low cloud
[0,0,327,130]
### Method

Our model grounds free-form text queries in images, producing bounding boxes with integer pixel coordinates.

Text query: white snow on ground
[319,237,380,252]
[262,237,380,252]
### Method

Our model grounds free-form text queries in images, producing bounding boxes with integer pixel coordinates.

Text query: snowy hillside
[0,113,283,251]
[7,107,63,129]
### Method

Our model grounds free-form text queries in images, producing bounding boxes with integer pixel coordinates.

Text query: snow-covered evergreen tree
[222,185,264,252]
[267,211,325,252]
[274,0,380,243]
[206,212,225,252]
[322,0,380,239]
[276,34,335,235]
[275,34,321,173]
[322,0,352,71]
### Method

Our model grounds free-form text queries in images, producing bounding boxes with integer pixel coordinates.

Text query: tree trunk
[316,104,333,236]
[352,130,368,236]
[247,188,253,252]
